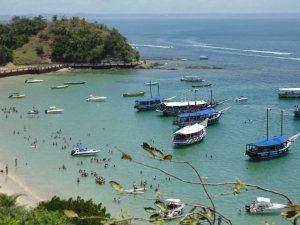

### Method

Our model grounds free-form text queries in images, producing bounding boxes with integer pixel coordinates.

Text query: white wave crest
[243,49,293,55]
[130,44,173,49]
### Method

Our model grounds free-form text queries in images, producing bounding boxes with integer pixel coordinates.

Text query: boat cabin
[173,108,220,127]
[134,96,162,111]
[278,88,300,98]
[173,123,207,145]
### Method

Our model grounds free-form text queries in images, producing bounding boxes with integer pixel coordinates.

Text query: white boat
[86,94,107,102]
[160,199,185,218]
[71,144,100,156]
[245,197,287,214]
[180,76,204,82]
[235,96,248,102]
[45,106,64,114]
[8,93,25,99]
[145,81,159,85]
[278,88,300,98]
[25,78,44,83]
[173,119,208,145]
[27,109,39,115]
[125,188,146,194]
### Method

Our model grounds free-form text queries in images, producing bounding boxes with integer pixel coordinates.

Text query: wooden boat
[51,85,68,89]
[245,197,287,214]
[63,81,86,85]
[173,106,231,127]
[173,119,208,146]
[123,92,145,97]
[278,88,300,98]
[135,81,162,111]
[192,83,211,88]
[8,93,25,99]
[45,106,64,114]
[245,109,300,160]
[180,76,204,82]
[25,78,43,83]
[71,144,100,156]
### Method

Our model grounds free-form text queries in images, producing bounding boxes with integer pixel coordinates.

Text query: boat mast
[266,108,270,140]
[210,88,213,104]
[194,89,198,105]
[281,110,283,136]
[149,81,153,98]
[157,82,160,96]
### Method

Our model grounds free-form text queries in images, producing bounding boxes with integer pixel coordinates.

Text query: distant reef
[0,16,139,66]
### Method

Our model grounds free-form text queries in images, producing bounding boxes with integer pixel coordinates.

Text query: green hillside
[0,16,139,65]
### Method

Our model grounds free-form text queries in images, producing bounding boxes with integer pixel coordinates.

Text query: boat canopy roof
[251,136,288,147]
[136,96,162,102]
[174,123,205,135]
[257,197,271,203]
[162,100,207,107]
[279,88,300,92]
[177,108,216,118]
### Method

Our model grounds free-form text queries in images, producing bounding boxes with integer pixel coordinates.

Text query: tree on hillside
[0,45,13,65]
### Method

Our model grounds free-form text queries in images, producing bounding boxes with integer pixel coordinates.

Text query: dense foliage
[51,17,139,63]
[0,194,112,225]
[0,16,139,65]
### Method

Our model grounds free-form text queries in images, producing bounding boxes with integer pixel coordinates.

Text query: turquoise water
[1,17,300,224]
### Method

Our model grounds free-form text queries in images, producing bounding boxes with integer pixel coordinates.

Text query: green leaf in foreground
[63,209,78,218]
[109,181,124,193]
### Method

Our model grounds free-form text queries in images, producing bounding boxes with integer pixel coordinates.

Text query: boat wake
[190,43,299,61]
[130,44,173,49]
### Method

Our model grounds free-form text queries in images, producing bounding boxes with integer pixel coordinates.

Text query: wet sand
[0,161,45,208]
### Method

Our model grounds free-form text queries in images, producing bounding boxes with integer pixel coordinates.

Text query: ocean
[1,16,300,224]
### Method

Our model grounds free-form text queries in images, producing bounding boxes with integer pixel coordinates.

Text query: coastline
[0,161,46,209]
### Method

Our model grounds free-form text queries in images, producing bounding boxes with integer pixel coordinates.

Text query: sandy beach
[0,161,45,209]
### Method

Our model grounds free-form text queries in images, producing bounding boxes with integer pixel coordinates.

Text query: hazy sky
[0,0,300,15]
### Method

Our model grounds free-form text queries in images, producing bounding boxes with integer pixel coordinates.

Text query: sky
[0,0,300,15]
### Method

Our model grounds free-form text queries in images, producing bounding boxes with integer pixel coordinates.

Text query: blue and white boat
[245,109,300,160]
[134,96,163,111]
[173,106,231,127]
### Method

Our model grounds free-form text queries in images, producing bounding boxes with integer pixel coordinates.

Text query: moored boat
[45,106,64,114]
[8,92,25,99]
[71,144,100,156]
[245,109,300,160]
[63,81,86,85]
[123,92,145,97]
[173,106,231,127]
[134,96,162,111]
[245,197,287,214]
[160,199,185,218]
[51,85,68,89]
[278,88,300,98]
[236,96,248,102]
[145,81,158,85]
[199,56,208,60]
[173,119,208,146]
[293,105,300,117]
[86,94,107,102]
[25,78,44,83]
[180,75,204,82]
[27,109,39,115]
[192,83,211,88]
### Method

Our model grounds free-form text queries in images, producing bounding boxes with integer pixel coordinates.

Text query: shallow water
[1,17,300,225]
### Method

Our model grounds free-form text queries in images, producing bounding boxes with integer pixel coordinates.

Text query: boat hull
[245,142,290,160]
[123,92,145,97]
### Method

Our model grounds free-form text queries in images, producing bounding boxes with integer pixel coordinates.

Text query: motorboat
[25,78,44,83]
[160,199,185,218]
[63,81,86,85]
[123,92,145,97]
[86,94,107,102]
[27,109,39,115]
[144,81,158,85]
[71,144,100,156]
[245,197,287,214]
[125,187,146,194]
[245,109,300,160]
[51,85,68,89]
[236,96,248,102]
[8,93,25,99]
[173,106,231,127]
[45,106,64,114]
[180,76,204,82]
[278,88,300,98]
[173,119,208,146]
[293,105,300,117]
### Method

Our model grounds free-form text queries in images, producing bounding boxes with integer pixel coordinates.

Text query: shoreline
[0,161,46,209]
